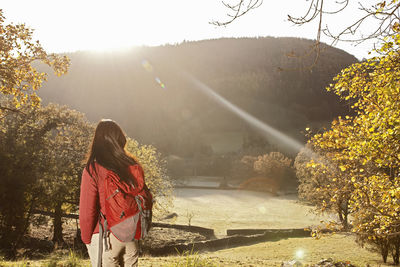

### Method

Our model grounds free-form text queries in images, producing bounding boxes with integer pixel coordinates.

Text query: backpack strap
[97,212,110,267]
[97,215,103,267]
[135,195,149,239]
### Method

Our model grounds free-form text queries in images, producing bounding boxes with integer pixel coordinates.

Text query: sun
[75,19,139,52]
[64,1,151,52]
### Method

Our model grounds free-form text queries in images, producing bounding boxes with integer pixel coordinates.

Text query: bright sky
[2,0,378,60]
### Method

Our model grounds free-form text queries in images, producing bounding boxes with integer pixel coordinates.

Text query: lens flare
[257,205,267,214]
[181,72,333,171]
[141,59,153,72]
[155,77,166,89]
[295,249,305,259]
[183,72,304,152]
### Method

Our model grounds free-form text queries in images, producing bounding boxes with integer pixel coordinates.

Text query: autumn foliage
[0,9,69,111]
[296,25,400,264]
[0,103,173,256]
[126,138,173,218]
[240,152,294,194]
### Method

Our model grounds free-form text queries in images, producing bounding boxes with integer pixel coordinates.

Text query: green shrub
[126,138,173,219]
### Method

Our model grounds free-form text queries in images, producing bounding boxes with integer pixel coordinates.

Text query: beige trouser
[86,232,139,267]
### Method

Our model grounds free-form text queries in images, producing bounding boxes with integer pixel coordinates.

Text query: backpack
[101,166,153,243]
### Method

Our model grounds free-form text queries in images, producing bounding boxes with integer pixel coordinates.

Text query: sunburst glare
[184,72,304,152]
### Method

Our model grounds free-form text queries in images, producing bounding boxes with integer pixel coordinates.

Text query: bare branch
[322,0,349,14]
[213,0,400,70]
[287,0,400,49]
[210,0,263,26]
[0,106,25,114]
[288,0,320,25]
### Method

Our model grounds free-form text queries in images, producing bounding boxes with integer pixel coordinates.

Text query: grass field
[170,188,332,236]
[0,234,389,266]
[0,187,391,266]
[206,233,389,266]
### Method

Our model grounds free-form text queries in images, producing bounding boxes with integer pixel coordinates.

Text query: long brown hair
[86,119,137,185]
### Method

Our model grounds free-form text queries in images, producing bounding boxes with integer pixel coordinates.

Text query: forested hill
[40,37,358,156]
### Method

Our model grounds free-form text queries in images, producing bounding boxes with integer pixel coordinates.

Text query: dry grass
[0,234,391,266]
[170,188,332,236]
[206,233,391,266]
[138,234,390,266]
[1,187,391,266]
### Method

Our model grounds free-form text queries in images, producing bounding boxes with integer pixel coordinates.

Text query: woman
[79,119,145,267]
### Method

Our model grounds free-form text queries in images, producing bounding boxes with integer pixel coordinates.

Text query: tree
[36,104,94,248]
[238,151,295,193]
[215,0,400,43]
[0,103,58,256]
[0,102,93,254]
[240,152,293,180]
[214,0,400,66]
[327,33,400,264]
[0,9,69,113]
[0,100,174,255]
[215,0,400,263]
[211,0,262,26]
[125,138,173,219]
[295,123,355,230]
[253,151,292,178]
[296,31,400,264]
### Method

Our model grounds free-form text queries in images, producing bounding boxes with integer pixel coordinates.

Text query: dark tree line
[40,37,357,157]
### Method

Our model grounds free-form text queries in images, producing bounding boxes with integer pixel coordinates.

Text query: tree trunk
[13,198,36,254]
[380,239,389,263]
[338,209,344,225]
[342,202,349,230]
[52,201,65,248]
[338,200,350,230]
[393,238,400,265]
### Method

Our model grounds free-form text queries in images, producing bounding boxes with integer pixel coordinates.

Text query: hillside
[39,37,358,156]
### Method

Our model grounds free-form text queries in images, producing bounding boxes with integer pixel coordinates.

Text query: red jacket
[79,162,145,244]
